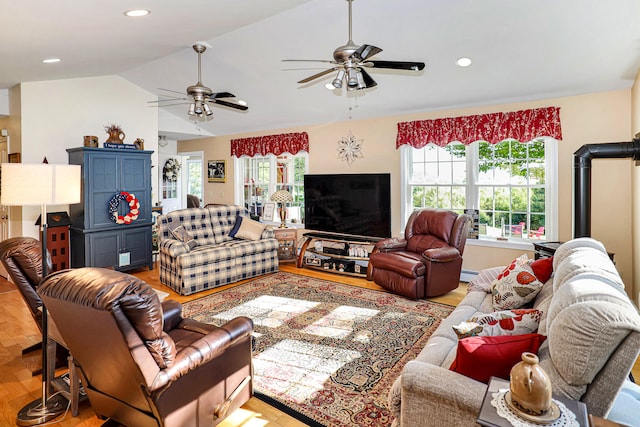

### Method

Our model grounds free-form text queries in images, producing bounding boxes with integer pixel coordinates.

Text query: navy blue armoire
[67,147,153,271]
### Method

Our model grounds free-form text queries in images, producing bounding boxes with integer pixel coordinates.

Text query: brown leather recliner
[0,236,83,415]
[368,208,471,299]
[0,237,50,339]
[0,237,82,416]
[38,267,254,427]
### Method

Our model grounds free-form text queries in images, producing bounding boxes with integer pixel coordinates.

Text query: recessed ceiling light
[42,58,61,64]
[124,9,150,17]
[456,57,472,67]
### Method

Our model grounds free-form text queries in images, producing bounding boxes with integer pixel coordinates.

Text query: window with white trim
[235,152,308,223]
[402,138,557,241]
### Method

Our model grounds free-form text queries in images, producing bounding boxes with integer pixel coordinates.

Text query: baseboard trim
[460,269,478,283]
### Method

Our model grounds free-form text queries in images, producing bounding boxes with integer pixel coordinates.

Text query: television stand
[297,232,383,280]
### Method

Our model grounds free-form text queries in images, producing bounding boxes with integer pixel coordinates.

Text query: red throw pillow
[449,333,547,384]
[530,256,553,283]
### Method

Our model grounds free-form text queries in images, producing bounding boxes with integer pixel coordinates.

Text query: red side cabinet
[36,212,71,272]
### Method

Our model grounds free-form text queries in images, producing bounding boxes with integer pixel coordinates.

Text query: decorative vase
[509,352,552,416]
[106,129,125,144]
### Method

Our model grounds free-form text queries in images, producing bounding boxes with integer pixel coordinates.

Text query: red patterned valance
[231,132,309,157]
[396,107,562,149]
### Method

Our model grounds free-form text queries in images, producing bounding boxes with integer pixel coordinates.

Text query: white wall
[0,89,8,116]
[16,75,159,238]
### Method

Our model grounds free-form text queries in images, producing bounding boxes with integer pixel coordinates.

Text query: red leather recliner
[368,208,471,299]
[38,267,254,427]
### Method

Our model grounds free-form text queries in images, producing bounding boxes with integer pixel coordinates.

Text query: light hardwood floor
[0,264,637,426]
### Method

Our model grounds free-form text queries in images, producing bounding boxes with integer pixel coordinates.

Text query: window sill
[466,237,537,251]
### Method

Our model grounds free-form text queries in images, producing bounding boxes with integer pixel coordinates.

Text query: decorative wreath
[163,158,181,182]
[108,191,140,224]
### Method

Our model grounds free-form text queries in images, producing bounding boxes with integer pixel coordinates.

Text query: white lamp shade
[1,163,81,206]
[52,164,81,204]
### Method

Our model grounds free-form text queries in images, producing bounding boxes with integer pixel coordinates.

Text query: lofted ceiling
[3,0,640,140]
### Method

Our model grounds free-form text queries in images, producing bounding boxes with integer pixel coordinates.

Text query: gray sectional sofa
[389,238,640,426]
[157,205,279,295]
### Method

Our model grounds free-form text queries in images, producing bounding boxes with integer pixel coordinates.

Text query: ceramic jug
[106,129,125,144]
[509,352,552,416]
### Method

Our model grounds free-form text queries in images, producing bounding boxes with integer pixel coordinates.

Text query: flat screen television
[304,173,391,238]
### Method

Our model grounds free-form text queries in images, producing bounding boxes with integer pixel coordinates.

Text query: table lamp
[1,163,81,425]
[270,189,293,228]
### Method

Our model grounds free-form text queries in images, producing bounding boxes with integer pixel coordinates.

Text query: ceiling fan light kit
[284,0,425,92]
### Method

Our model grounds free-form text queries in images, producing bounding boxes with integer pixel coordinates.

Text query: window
[403,138,556,241]
[235,153,308,223]
[186,158,203,201]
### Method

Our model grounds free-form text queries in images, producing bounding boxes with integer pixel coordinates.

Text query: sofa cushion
[532,279,554,334]
[542,276,640,396]
[491,254,544,310]
[208,205,247,244]
[170,225,197,249]
[162,208,217,246]
[452,309,542,338]
[530,257,553,283]
[230,215,267,241]
[449,333,547,384]
[537,241,640,401]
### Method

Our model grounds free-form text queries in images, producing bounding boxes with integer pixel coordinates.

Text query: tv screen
[304,173,391,238]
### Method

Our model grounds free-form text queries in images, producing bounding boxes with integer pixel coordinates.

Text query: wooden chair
[529,226,545,238]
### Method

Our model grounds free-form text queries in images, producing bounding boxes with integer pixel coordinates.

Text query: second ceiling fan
[283,0,425,91]
[151,44,248,118]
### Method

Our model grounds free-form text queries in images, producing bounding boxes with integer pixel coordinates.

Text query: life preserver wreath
[108,191,140,224]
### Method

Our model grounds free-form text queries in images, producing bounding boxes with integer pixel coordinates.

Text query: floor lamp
[1,163,81,426]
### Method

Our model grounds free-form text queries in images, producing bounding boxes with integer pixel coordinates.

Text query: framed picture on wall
[208,160,226,183]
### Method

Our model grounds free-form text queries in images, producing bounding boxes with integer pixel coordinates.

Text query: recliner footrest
[370,252,425,278]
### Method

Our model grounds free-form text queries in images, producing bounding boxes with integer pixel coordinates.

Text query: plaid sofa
[157,205,279,295]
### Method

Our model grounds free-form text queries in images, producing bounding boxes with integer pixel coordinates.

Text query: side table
[533,241,615,263]
[477,377,589,427]
[273,228,297,263]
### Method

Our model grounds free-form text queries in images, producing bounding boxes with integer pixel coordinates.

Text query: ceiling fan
[283,0,425,91]
[150,44,248,117]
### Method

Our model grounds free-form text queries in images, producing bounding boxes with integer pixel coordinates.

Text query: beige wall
[631,70,640,306]
[180,90,636,295]
[11,76,159,239]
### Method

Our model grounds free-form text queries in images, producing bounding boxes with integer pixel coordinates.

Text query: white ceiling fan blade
[298,67,340,84]
[158,87,187,96]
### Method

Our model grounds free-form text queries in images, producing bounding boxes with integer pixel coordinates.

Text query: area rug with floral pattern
[182,272,454,427]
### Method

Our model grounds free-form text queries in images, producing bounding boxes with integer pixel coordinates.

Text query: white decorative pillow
[170,225,197,249]
[491,254,544,310]
[230,216,267,241]
[452,309,543,338]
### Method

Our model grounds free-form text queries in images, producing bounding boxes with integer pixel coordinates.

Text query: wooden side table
[588,415,627,427]
[273,228,297,263]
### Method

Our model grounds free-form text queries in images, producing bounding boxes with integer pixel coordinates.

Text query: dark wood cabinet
[67,147,153,271]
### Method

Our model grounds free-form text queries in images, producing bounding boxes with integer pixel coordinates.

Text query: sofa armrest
[396,361,486,427]
[376,237,408,252]
[159,239,191,257]
[423,246,460,262]
[261,226,275,239]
